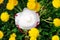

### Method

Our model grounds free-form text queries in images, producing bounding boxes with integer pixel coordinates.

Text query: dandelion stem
[17,6,22,12]
[40,6,45,17]
[10,16,14,20]
[41,18,52,23]
[14,8,20,12]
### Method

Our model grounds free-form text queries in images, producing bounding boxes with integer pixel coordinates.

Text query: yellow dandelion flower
[10,33,16,37]
[9,37,16,40]
[53,18,60,27]
[28,0,36,2]
[52,0,60,8]
[1,12,10,22]
[27,2,36,10]
[6,3,15,10]
[34,2,41,12]
[52,35,59,40]
[13,0,18,6]
[8,0,18,6]
[29,28,39,38]
[0,31,4,39]
[9,33,16,40]
[8,0,13,3]
[30,37,36,40]
[0,0,4,4]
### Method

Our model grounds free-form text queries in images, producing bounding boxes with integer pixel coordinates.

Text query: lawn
[0,0,60,40]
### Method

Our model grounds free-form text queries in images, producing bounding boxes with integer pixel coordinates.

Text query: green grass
[0,0,60,40]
